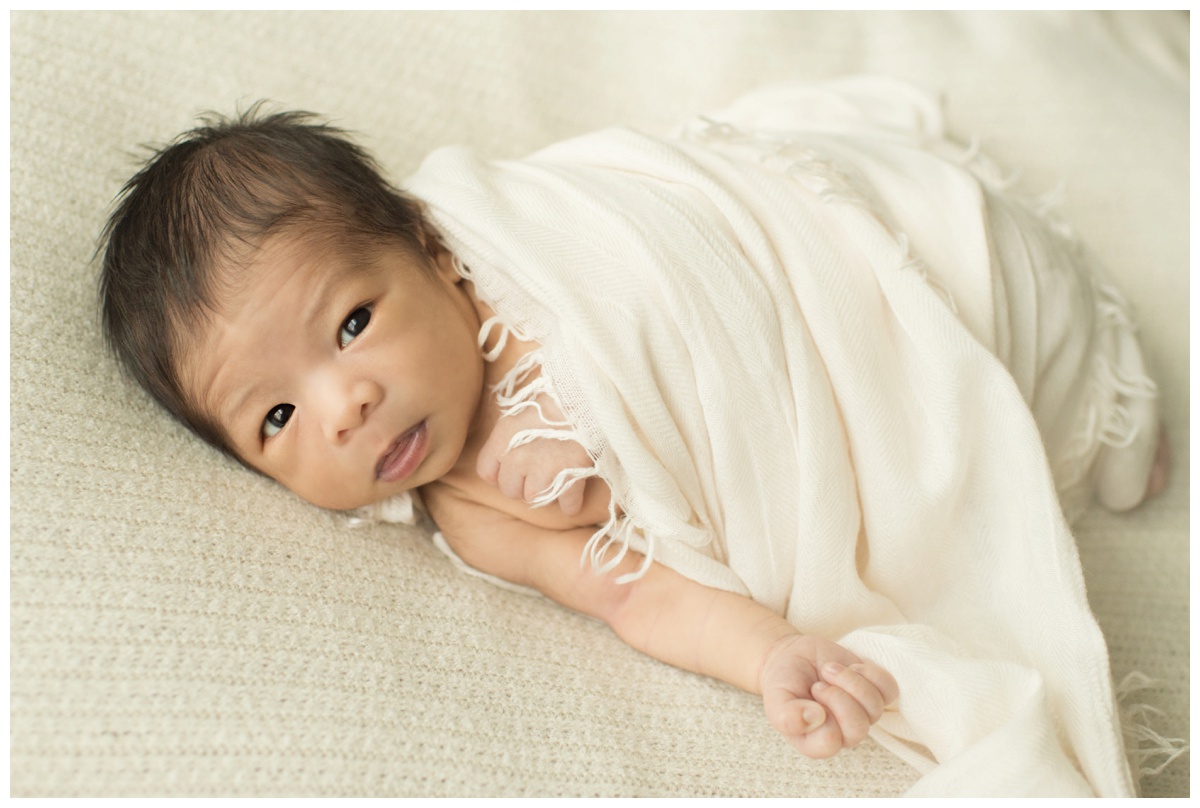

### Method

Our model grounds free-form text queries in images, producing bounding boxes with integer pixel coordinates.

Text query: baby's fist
[476,393,594,515]
[758,633,898,759]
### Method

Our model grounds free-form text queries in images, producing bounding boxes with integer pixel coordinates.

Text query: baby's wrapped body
[403,78,1157,796]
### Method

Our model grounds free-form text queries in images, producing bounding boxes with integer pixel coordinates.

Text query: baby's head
[99,106,486,510]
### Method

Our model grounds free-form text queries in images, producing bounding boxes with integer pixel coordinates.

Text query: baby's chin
[295,486,398,513]
[284,475,431,514]
[262,473,381,512]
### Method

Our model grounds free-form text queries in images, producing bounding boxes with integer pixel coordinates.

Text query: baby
[98,105,899,759]
[98,84,1167,773]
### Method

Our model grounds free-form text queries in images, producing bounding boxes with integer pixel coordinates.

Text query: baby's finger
[811,681,871,748]
[763,686,826,738]
[777,700,844,760]
[524,471,550,505]
[475,428,509,484]
[820,662,885,723]
[787,722,844,759]
[557,479,585,516]
[845,661,899,710]
[475,444,501,484]
[496,462,527,502]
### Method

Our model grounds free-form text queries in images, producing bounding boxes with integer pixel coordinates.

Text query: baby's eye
[262,403,294,439]
[339,306,371,348]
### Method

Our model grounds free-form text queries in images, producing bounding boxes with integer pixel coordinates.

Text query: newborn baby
[98,78,1165,793]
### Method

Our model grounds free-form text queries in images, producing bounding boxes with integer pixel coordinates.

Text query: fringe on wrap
[1116,672,1189,781]
[458,256,655,585]
[1056,282,1159,519]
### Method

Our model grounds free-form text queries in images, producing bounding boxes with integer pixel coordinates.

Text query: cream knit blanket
[401,78,1144,796]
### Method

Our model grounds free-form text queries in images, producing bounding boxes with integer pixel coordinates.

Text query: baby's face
[181,232,486,510]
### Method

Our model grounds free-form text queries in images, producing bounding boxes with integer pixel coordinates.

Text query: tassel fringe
[484,319,647,581]
[1116,672,1189,779]
[1053,280,1158,504]
[580,501,655,584]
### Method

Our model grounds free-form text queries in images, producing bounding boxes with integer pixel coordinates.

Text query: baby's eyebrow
[209,380,261,451]
[297,254,361,330]
[226,384,259,432]
[300,279,335,331]
[196,347,264,448]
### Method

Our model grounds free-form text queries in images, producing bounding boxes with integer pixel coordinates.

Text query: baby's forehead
[211,229,368,304]
[178,235,348,428]
[190,228,420,358]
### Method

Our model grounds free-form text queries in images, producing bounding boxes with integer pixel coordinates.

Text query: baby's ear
[418,226,464,283]
[419,223,442,261]
[423,233,464,285]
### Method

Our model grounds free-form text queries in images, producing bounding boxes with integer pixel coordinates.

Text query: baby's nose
[332,402,369,440]
[320,378,382,442]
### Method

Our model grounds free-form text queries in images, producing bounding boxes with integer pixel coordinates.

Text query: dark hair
[97,102,432,459]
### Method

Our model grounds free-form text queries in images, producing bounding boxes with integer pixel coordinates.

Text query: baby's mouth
[376,420,429,483]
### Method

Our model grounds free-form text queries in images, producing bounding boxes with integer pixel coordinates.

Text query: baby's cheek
[275,457,360,511]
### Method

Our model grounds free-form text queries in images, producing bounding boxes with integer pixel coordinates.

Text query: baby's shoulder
[419,478,605,596]
[422,471,609,541]
[420,478,521,544]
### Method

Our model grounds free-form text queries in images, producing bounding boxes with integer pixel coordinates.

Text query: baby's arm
[425,489,897,759]
[609,555,898,759]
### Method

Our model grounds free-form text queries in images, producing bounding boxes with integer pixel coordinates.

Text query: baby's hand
[477,393,594,516]
[758,633,898,759]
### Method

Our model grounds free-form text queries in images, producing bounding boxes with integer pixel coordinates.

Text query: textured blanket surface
[10,10,1188,797]
[406,78,1142,796]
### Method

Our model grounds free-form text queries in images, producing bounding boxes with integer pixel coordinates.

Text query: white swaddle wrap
[401,78,1153,796]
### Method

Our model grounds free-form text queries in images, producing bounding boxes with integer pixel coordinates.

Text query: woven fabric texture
[10,10,1188,797]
